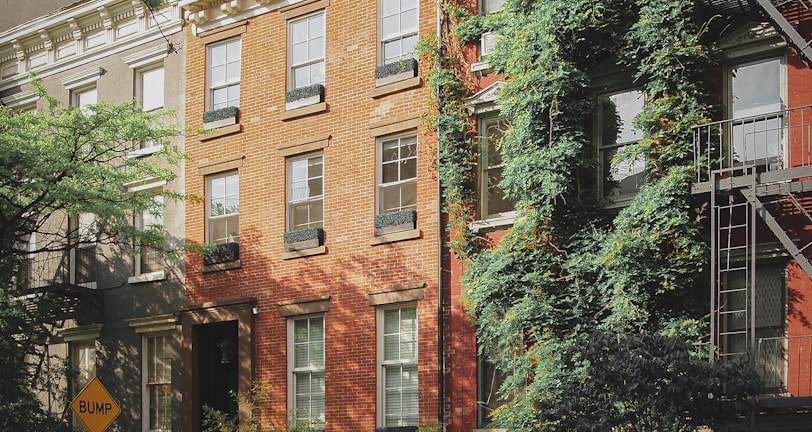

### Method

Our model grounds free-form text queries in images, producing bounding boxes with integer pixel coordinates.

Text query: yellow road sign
[69,377,121,432]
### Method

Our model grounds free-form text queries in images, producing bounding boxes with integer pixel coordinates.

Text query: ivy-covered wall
[427,0,762,430]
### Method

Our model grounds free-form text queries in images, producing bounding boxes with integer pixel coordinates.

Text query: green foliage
[374,209,416,228]
[203,105,240,123]
[0,76,182,429]
[440,0,760,429]
[284,83,324,103]
[374,58,418,78]
[283,226,324,243]
[203,380,320,432]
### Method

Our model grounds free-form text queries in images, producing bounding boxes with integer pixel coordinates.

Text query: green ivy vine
[428,0,760,430]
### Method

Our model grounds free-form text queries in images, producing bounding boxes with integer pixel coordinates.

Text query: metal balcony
[693,104,812,193]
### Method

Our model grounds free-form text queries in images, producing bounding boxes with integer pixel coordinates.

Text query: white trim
[60,324,103,342]
[122,43,169,69]
[127,314,178,334]
[128,270,166,284]
[127,145,164,158]
[126,178,167,192]
[0,89,38,108]
[60,66,104,90]
[376,304,419,427]
[469,213,515,232]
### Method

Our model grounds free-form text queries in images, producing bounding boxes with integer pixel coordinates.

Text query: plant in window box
[202,106,239,130]
[285,83,324,111]
[375,58,418,87]
[283,226,324,252]
[374,209,416,236]
[202,242,239,266]
[374,427,418,432]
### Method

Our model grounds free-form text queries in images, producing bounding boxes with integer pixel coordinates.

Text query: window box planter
[202,106,239,130]
[203,242,239,266]
[374,209,416,236]
[285,83,324,111]
[284,227,324,252]
[375,58,417,87]
[375,427,418,432]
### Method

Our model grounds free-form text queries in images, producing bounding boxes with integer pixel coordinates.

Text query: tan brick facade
[182,1,444,430]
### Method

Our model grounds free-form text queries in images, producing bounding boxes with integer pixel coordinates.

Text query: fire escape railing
[757,335,812,397]
[693,104,812,186]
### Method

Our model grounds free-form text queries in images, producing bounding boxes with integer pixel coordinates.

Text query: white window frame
[133,193,165,280]
[379,0,419,65]
[287,315,325,429]
[143,333,172,432]
[74,86,97,113]
[377,304,419,428]
[477,115,513,222]
[478,0,504,59]
[207,38,241,111]
[288,12,326,90]
[70,212,97,288]
[725,55,786,168]
[287,152,324,231]
[596,88,645,203]
[71,340,97,431]
[377,133,418,215]
[206,171,239,245]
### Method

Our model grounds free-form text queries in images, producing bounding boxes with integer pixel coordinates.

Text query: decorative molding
[198,153,245,176]
[277,134,330,157]
[59,323,103,342]
[60,66,104,89]
[277,296,331,317]
[280,101,327,121]
[122,43,169,69]
[371,76,421,98]
[369,114,422,137]
[279,0,329,20]
[465,80,505,114]
[127,313,178,333]
[367,283,426,306]
[370,228,422,246]
[0,89,38,109]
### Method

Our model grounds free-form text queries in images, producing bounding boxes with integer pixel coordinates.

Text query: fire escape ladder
[711,169,756,361]
[739,187,812,280]
[752,0,812,67]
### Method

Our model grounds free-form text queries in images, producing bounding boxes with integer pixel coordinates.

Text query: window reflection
[731,58,782,165]
[599,89,645,198]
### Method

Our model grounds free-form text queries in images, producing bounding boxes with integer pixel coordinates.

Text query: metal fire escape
[750,0,812,67]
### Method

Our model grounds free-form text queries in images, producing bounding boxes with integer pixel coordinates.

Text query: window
[378,305,418,427]
[378,134,417,214]
[729,57,783,165]
[71,341,96,431]
[288,153,324,231]
[478,0,504,58]
[135,195,164,276]
[289,12,325,90]
[71,212,97,286]
[140,67,165,112]
[597,89,645,198]
[478,115,513,220]
[206,172,239,245]
[288,316,325,429]
[477,351,509,428]
[208,38,241,110]
[74,87,97,113]
[145,334,172,432]
[380,0,418,64]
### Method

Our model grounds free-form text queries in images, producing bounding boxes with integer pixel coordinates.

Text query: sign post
[69,377,121,432]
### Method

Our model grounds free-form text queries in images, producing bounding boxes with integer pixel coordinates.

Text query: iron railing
[693,105,812,183]
[756,335,812,397]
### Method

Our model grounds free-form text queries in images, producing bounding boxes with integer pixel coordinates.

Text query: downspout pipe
[436,1,445,430]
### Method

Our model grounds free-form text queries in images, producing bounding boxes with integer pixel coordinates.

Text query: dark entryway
[197,320,239,426]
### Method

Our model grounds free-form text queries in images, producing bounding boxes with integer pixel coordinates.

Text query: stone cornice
[0,0,182,91]
[181,0,304,33]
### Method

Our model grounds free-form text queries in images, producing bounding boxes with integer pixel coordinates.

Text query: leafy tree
[0,79,182,429]
[430,0,762,430]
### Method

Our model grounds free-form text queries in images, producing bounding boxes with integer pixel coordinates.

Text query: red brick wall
[184,2,443,430]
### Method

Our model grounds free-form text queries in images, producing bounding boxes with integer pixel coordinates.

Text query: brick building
[178,0,451,430]
[0,0,186,431]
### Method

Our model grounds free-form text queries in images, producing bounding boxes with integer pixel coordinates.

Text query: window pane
[210,44,226,66]
[382,0,398,18]
[732,58,781,118]
[291,19,308,44]
[141,67,164,111]
[401,9,417,31]
[401,158,417,180]
[210,64,226,87]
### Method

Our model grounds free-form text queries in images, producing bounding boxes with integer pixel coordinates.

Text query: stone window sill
[370,228,421,245]
[200,123,241,141]
[371,76,421,98]
[128,270,166,284]
[282,245,327,260]
[281,102,327,121]
[201,259,241,273]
